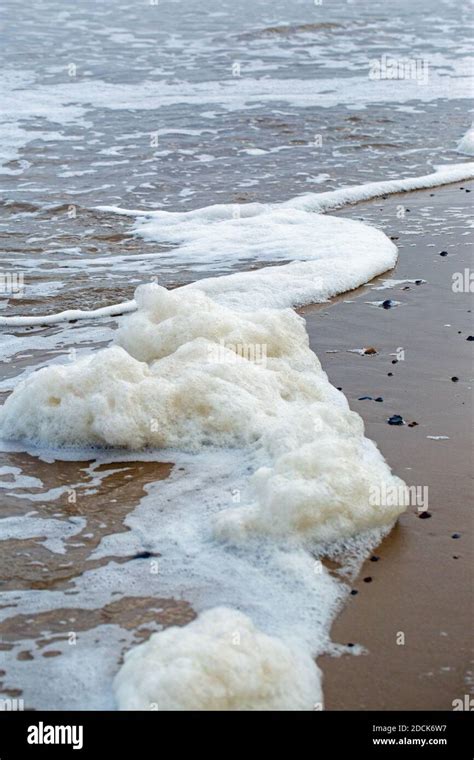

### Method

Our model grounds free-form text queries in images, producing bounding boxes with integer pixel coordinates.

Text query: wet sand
[303,181,473,709]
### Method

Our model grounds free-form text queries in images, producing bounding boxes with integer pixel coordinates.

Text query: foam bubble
[113,607,322,711]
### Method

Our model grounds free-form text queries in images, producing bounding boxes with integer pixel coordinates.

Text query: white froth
[0,284,405,544]
[5,167,462,710]
[457,125,474,156]
[114,607,322,711]
[2,165,472,327]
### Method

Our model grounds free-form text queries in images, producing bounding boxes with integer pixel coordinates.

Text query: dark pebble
[439,251,448,256]
[415,280,423,285]
[418,511,432,519]
[466,189,471,192]
[337,386,342,391]
[391,359,398,364]
[350,590,358,596]
[69,319,78,324]
[388,414,404,425]
[388,372,393,376]
[408,421,419,427]
[382,299,393,309]
[375,397,383,402]
[466,336,474,341]
[451,376,459,382]
[452,533,461,539]
[347,643,354,647]
[363,577,373,583]
[132,551,156,560]
[453,556,459,559]
[358,396,373,401]
[370,556,380,562]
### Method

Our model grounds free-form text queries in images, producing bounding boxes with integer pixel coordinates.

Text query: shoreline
[303,181,473,709]
[0,182,471,710]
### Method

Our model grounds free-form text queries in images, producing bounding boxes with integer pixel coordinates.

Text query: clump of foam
[456,126,474,156]
[215,437,403,544]
[113,607,322,711]
[0,283,405,541]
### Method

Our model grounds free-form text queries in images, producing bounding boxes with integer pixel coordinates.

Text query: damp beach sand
[303,181,473,709]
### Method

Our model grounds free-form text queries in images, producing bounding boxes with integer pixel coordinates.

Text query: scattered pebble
[451,376,459,382]
[350,590,358,596]
[466,336,474,341]
[388,372,393,376]
[347,643,355,648]
[439,251,448,256]
[358,396,373,401]
[388,414,404,425]
[418,511,432,519]
[382,299,394,309]
[370,556,380,562]
[363,346,377,355]
[363,577,373,583]
[408,421,419,427]
[391,359,398,364]
[374,397,383,402]
[451,533,461,539]
[131,551,156,560]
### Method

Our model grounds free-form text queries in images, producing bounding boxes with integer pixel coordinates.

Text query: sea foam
[113,607,323,711]
[0,283,405,543]
[1,163,472,326]
[2,165,471,710]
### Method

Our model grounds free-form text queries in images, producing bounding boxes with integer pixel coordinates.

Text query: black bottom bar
[0,710,471,757]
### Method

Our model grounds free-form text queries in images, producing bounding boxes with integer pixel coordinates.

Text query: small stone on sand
[388,414,404,425]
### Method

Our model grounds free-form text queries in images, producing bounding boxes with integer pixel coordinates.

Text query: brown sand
[303,181,473,709]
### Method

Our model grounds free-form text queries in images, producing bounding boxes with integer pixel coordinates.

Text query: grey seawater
[0,0,472,316]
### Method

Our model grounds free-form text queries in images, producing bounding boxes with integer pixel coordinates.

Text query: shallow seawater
[0,0,472,709]
[1,0,472,317]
